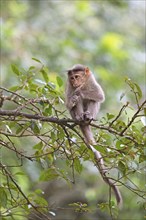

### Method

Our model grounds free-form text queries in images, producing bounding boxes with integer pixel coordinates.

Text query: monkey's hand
[84,111,93,121]
[68,95,80,109]
[75,112,85,121]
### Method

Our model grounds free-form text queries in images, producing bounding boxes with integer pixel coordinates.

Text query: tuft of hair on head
[67,64,85,74]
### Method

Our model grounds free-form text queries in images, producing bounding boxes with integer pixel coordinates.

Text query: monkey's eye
[75,75,79,79]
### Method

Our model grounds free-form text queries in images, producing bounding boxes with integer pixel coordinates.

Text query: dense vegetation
[0,1,145,220]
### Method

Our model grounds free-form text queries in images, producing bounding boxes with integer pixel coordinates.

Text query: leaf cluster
[0,62,145,219]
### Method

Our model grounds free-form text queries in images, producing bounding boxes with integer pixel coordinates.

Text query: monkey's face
[69,71,85,88]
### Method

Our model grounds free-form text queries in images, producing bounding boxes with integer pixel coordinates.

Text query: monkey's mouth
[73,83,80,88]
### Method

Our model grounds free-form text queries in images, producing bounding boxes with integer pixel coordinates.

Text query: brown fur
[65,64,122,207]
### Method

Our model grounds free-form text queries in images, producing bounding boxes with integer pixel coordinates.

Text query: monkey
[65,64,122,208]
[65,64,104,142]
[66,64,105,144]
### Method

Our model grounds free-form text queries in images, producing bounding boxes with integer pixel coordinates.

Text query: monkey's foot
[84,111,93,121]
[75,113,84,121]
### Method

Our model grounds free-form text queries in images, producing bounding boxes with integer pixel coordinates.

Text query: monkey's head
[67,64,90,88]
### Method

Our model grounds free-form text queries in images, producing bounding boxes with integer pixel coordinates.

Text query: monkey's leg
[84,101,100,120]
[70,98,84,121]
[80,101,100,144]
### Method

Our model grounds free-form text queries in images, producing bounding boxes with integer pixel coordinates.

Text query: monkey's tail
[80,124,122,207]
[80,125,96,145]
[91,146,123,208]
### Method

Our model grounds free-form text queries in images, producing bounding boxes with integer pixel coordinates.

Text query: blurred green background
[1,0,145,219]
[1,0,145,102]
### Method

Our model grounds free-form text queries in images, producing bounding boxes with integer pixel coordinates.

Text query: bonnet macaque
[65,64,122,207]
[66,64,105,144]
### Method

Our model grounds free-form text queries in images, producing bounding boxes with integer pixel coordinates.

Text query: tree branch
[120,100,146,135]
[0,163,51,220]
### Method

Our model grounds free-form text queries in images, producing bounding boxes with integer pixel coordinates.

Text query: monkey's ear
[85,67,90,76]
[67,70,72,75]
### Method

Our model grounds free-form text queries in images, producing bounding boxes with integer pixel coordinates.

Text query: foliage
[1,0,145,91]
[1,0,145,219]
[0,61,145,220]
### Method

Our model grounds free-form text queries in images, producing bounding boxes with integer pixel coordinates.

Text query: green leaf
[97,202,109,211]
[139,155,146,163]
[47,82,56,90]
[41,69,49,83]
[51,131,56,141]
[9,85,20,91]
[56,76,63,87]
[126,79,142,100]
[134,83,142,99]
[0,187,7,208]
[118,161,126,175]
[69,202,89,213]
[45,105,52,115]
[33,141,43,150]
[34,196,48,207]
[144,108,146,116]
[30,121,40,134]
[32,57,42,63]
[57,127,65,139]
[35,189,44,195]
[11,64,20,75]
[107,113,115,120]
[116,140,124,149]
[14,172,25,176]
[94,145,105,154]
[115,120,126,131]
[74,158,83,174]
[29,83,39,92]
[125,78,134,89]
[29,66,35,70]
[16,125,24,134]
[39,168,59,181]
[69,202,83,207]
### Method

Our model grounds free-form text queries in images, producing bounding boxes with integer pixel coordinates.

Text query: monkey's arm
[65,82,79,110]
[65,85,84,120]
[66,94,80,110]
[81,74,105,103]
